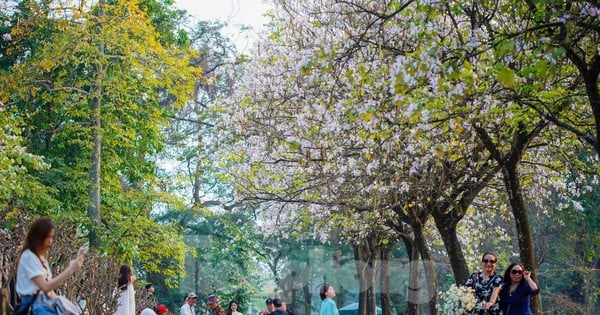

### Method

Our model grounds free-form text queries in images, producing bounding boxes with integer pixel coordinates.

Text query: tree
[513,1,600,155]
[1,0,197,277]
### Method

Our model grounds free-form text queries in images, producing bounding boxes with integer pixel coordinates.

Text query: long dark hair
[22,217,55,257]
[117,264,133,290]
[227,300,241,315]
[319,284,332,300]
[503,262,525,285]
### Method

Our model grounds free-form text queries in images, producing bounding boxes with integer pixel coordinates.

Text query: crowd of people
[12,218,540,315]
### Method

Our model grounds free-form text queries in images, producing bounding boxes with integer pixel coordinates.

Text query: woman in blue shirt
[319,284,338,315]
[499,263,540,315]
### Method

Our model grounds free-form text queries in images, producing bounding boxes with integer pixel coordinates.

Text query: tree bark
[412,224,438,314]
[403,235,419,315]
[379,245,393,315]
[353,237,380,315]
[503,161,542,314]
[432,214,469,285]
[88,0,106,249]
[88,90,102,248]
[302,284,311,315]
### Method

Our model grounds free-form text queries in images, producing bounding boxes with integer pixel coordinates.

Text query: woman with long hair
[115,264,136,315]
[15,217,85,315]
[226,301,242,315]
[499,263,539,315]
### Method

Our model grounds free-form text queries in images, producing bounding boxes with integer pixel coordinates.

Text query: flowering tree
[216,0,598,314]
[216,1,505,313]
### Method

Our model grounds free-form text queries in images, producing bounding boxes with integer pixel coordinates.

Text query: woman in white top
[16,217,85,315]
[226,301,242,315]
[115,264,136,315]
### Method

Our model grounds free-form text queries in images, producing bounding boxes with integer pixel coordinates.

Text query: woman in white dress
[115,264,136,315]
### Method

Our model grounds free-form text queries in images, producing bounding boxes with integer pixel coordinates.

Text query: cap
[156,305,169,314]
[265,298,273,304]
[272,298,282,308]
[207,295,217,304]
[187,292,197,299]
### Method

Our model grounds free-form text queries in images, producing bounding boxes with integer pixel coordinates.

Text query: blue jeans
[28,294,57,315]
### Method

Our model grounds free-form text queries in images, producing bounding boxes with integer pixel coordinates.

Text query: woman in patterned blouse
[465,252,503,314]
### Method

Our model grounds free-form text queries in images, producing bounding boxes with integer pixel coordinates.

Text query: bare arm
[31,252,84,298]
[483,286,501,310]
[523,271,538,291]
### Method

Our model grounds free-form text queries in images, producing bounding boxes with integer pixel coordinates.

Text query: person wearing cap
[180,292,197,315]
[268,298,287,315]
[141,304,169,315]
[258,298,275,315]
[207,295,225,315]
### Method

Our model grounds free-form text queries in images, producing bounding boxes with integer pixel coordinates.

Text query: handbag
[12,293,39,315]
[53,296,81,315]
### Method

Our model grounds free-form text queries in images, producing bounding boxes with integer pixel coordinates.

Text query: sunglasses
[482,259,497,264]
[511,269,523,275]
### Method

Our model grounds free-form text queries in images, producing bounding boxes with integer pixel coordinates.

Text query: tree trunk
[593,257,600,314]
[88,92,102,248]
[433,216,469,284]
[404,235,419,315]
[333,233,345,307]
[503,163,542,314]
[302,284,311,315]
[379,245,393,315]
[88,1,106,248]
[193,159,201,205]
[412,224,438,314]
[353,238,380,315]
[566,40,600,154]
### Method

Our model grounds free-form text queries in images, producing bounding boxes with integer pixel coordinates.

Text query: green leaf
[497,66,517,88]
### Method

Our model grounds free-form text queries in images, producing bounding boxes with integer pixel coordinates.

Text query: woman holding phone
[15,217,85,315]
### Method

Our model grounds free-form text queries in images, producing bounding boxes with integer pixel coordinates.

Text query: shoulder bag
[53,295,81,315]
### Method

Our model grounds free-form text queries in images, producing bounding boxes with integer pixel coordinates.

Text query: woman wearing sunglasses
[498,263,539,315]
[465,252,503,314]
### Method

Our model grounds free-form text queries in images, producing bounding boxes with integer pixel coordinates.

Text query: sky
[174,0,272,51]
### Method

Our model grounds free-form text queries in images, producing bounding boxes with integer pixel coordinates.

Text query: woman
[319,284,338,315]
[465,252,502,314]
[226,301,242,315]
[499,263,539,315]
[115,264,136,315]
[15,217,85,315]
